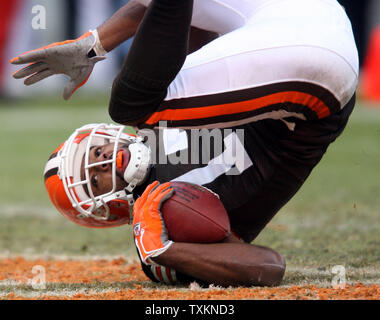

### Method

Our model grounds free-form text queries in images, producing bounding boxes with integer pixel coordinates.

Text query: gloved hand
[10,29,107,100]
[133,181,174,265]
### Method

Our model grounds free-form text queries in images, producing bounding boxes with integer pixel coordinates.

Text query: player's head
[44,123,151,228]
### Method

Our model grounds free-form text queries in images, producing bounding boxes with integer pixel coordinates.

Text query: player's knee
[108,95,142,126]
[108,77,125,123]
[108,77,133,124]
[108,76,165,126]
[108,103,122,125]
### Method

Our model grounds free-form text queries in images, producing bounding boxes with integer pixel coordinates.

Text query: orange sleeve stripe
[165,267,174,284]
[156,266,163,281]
[146,91,331,124]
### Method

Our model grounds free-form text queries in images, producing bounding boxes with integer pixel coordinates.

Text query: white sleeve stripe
[170,268,177,283]
[44,156,60,175]
[150,266,161,282]
[160,266,172,285]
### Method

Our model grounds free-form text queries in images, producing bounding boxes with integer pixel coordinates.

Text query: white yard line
[0,280,379,299]
[286,266,380,276]
[0,252,138,262]
[0,288,122,299]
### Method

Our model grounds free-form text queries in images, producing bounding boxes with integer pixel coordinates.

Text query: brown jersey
[135,94,356,284]
[135,94,355,243]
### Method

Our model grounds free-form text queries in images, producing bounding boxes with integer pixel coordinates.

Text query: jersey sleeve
[136,246,205,286]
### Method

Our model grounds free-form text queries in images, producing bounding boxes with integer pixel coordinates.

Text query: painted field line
[0,253,139,262]
[0,288,120,299]
[0,282,196,298]
[1,283,379,300]
[287,266,380,276]
[1,278,376,297]
[0,255,378,277]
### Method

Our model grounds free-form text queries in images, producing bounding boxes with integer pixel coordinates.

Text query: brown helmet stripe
[44,152,60,181]
[48,152,58,161]
[44,168,58,182]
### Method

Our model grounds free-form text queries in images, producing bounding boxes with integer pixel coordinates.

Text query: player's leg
[120,0,358,128]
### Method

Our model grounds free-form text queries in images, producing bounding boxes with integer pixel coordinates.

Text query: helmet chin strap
[123,142,152,193]
[98,191,136,224]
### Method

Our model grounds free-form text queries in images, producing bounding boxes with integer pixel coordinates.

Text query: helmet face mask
[44,123,151,228]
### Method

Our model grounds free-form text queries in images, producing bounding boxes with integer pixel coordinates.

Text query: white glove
[11,29,107,100]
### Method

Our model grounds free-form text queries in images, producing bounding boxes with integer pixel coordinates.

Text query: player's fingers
[133,198,143,216]
[150,182,172,199]
[24,69,54,86]
[150,184,173,210]
[10,49,48,65]
[155,188,174,210]
[133,181,160,214]
[142,181,160,199]
[10,32,95,65]
[62,80,79,101]
[134,187,153,212]
[62,71,92,100]
[150,182,170,198]
[12,62,49,79]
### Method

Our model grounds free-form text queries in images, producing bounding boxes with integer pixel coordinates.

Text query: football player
[15,0,358,286]
[44,122,287,287]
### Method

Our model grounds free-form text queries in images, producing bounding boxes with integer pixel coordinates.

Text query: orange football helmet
[44,123,151,228]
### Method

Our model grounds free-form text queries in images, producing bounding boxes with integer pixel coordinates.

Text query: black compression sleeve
[109,0,194,125]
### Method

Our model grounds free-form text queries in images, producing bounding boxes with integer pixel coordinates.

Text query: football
[161,181,231,243]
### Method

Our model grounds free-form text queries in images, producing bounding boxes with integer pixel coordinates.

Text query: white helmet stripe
[44,154,60,176]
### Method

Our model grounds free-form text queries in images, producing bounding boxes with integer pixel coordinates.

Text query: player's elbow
[247,250,286,287]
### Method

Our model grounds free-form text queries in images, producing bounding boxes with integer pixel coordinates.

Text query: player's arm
[133,181,286,287]
[97,0,146,52]
[98,0,217,53]
[10,0,147,100]
[11,0,215,101]
[153,236,286,287]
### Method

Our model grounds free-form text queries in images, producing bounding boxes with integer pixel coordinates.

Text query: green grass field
[0,95,379,288]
